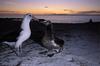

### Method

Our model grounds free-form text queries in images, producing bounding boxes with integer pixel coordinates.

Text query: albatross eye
[29,14,32,17]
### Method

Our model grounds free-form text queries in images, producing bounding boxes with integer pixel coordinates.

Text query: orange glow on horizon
[0,0,100,15]
[0,8,78,15]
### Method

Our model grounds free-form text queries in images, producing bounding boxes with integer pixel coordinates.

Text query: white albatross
[2,13,33,56]
[15,13,33,56]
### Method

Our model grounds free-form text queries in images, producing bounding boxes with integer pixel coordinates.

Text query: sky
[0,0,100,15]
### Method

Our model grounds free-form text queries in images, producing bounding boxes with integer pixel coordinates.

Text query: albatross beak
[32,16,39,21]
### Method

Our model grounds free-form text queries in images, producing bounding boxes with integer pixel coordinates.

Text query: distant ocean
[35,15,100,23]
[0,15,100,23]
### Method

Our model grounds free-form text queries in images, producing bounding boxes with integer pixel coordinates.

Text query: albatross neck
[45,23,54,40]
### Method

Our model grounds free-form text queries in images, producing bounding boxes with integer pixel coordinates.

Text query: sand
[0,18,100,66]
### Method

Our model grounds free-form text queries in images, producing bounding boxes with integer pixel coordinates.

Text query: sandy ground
[0,23,100,66]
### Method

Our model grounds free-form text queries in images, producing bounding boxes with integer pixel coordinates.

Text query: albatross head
[24,13,33,21]
[25,13,39,21]
[23,13,39,22]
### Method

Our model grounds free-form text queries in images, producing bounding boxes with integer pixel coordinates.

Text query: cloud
[0,0,17,7]
[64,9,74,12]
[62,9,100,14]
[0,0,16,4]
[78,11,100,14]
[63,9,76,13]
[0,10,17,14]
[0,0,16,2]
[44,6,48,8]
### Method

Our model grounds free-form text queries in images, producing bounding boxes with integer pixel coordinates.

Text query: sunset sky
[0,0,100,15]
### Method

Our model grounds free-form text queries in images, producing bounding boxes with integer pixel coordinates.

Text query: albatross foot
[15,47,24,57]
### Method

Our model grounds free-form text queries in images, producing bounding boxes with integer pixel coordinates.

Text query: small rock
[47,54,54,57]
[66,56,74,62]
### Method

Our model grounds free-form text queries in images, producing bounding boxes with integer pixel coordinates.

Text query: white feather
[15,14,32,48]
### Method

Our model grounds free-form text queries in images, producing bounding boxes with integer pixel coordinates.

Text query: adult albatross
[15,13,33,56]
[1,13,33,56]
